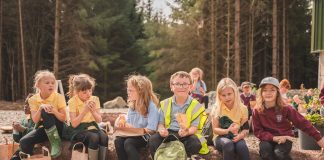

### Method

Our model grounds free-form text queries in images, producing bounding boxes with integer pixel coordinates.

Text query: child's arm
[31,106,43,123]
[70,109,89,128]
[49,107,66,122]
[88,100,102,123]
[179,126,197,137]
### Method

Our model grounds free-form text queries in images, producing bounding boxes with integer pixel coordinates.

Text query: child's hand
[273,136,288,144]
[178,128,189,137]
[116,115,127,127]
[199,87,205,95]
[228,123,239,134]
[317,137,324,148]
[87,101,96,112]
[159,128,169,138]
[41,104,53,113]
[232,133,243,142]
[12,122,26,132]
[47,106,57,114]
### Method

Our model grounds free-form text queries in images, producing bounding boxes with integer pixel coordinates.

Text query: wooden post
[319,52,324,89]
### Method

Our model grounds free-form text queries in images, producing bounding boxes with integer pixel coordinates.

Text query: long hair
[126,75,159,116]
[67,74,95,98]
[255,85,287,113]
[211,78,242,118]
[33,70,57,93]
[189,67,204,81]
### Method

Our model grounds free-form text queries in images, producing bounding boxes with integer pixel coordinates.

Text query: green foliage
[305,114,324,127]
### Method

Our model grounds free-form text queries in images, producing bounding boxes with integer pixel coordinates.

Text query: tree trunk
[18,0,27,97]
[0,0,3,99]
[211,0,216,89]
[272,0,278,78]
[282,0,286,78]
[226,0,231,77]
[234,0,240,84]
[53,0,61,77]
[248,3,254,82]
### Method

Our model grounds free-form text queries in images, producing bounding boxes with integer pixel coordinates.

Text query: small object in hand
[175,113,187,129]
[119,115,126,126]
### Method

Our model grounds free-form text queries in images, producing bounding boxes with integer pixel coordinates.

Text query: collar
[35,92,56,103]
[242,93,251,98]
[172,96,192,107]
[73,95,86,106]
[222,103,235,112]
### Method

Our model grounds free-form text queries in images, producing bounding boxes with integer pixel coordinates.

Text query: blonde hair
[170,71,192,84]
[255,85,287,112]
[211,78,242,118]
[126,75,159,116]
[68,74,95,98]
[189,67,204,80]
[33,70,56,93]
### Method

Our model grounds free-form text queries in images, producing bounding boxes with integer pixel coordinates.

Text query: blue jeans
[215,136,250,160]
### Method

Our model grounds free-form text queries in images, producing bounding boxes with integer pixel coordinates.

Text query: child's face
[242,85,251,94]
[280,86,288,94]
[77,89,92,102]
[37,76,56,96]
[127,84,139,101]
[190,71,200,81]
[262,84,278,103]
[219,87,235,108]
[170,76,192,98]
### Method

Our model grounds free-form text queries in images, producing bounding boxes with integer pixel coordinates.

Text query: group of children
[9,68,324,160]
[11,71,108,160]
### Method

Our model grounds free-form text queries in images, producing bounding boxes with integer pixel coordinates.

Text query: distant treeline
[0,0,318,102]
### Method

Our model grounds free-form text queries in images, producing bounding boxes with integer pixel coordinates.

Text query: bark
[248,3,254,82]
[226,0,231,77]
[18,0,27,96]
[53,0,61,77]
[211,0,216,89]
[272,0,278,78]
[234,0,240,83]
[0,0,3,98]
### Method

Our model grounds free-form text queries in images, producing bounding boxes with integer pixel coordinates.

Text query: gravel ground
[1,110,323,160]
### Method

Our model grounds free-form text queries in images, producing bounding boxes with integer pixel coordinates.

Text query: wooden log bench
[31,112,321,160]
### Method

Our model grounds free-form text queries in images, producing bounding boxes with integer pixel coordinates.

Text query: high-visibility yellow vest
[160,97,210,155]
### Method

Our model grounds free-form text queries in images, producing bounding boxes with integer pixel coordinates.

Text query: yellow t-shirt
[28,92,66,112]
[215,103,248,126]
[68,96,100,123]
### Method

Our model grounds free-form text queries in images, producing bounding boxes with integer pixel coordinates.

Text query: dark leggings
[215,136,250,160]
[74,129,108,149]
[259,140,292,160]
[114,136,147,160]
[19,110,63,155]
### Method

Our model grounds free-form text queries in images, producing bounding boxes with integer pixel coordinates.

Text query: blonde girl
[189,67,207,105]
[67,74,107,160]
[253,77,324,160]
[18,70,66,159]
[115,75,159,160]
[211,78,249,160]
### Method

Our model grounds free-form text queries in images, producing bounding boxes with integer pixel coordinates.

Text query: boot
[88,148,99,160]
[10,149,20,160]
[99,146,107,160]
[45,126,62,158]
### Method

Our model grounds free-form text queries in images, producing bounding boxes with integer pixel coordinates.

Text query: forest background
[0,0,319,103]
